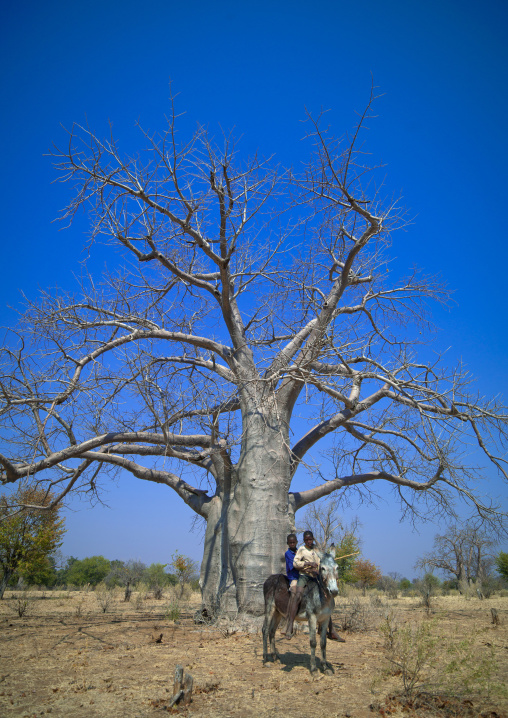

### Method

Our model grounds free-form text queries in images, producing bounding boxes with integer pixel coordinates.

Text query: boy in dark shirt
[285,533,299,593]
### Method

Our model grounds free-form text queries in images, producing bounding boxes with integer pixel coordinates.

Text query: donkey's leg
[263,598,276,663]
[308,613,318,674]
[263,600,282,664]
[262,610,270,663]
[320,620,334,675]
[270,611,282,662]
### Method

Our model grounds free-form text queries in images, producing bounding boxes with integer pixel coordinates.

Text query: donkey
[262,552,339,674]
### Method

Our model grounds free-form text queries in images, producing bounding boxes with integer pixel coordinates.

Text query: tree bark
[0,568,13,600]
[200,413,294,616]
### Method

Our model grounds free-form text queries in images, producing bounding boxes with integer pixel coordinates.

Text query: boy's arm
[293,547,306,571]
[294,547,319,573]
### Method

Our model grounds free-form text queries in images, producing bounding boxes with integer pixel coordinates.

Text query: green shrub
[65,556,111,587]
[165,599,181,621]
[399,578,411,592]
[382,618,437,697]
[495,551,508,582]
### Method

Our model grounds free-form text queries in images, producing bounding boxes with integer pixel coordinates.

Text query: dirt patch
[0,591,507,718]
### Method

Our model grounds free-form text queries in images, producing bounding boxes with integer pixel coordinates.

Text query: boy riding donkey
[284,531,345,641]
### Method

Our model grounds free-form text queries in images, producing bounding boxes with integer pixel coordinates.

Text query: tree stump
[169,664,193,707]
[172,665,184,697]
[181,672,194,706]
[491,607,499,626]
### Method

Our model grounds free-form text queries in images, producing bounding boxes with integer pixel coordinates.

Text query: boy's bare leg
[327,617,345,642]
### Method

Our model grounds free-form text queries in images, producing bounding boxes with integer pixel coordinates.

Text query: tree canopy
[0,485,65,597]
[495,552,508,583]
[0,94,506,613]
[64,555,111,587]
[352,557,382,595]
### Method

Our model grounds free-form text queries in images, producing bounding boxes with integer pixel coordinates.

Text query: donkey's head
[318,552,339,597]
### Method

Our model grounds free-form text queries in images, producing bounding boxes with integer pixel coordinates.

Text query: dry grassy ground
[0,588,506,718]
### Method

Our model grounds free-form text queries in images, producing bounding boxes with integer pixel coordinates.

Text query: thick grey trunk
[199,414,295,616]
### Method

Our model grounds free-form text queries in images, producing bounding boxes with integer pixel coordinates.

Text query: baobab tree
[0,95,507,615]
[415,524,497,591]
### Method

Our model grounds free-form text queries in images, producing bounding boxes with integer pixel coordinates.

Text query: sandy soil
[0,589,506,718]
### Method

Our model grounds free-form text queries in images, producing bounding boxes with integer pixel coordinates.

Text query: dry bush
[10,589,35,617]
[442,587,461,598]
[338,597,380,633]
[338,582,362,599]
[369,592,385,607]
[134,592,144,610]
[381,617,437,697]
[74,598,85,617]
[380,616,505,704]
[459,578,475,599]
[136,581,150,598]
[152,585,164,600]
[414,575,441,614]
[478,577,498,599]
[30,585,46,596]
[95,583,113,613]
[380,611,399,652]
[172,582,192,602]
[112,585,125,600]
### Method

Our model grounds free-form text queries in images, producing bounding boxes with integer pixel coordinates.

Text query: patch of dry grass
[0,590,506,718]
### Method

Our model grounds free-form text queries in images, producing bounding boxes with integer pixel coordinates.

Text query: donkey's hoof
[263,654,279,666]
[324,666,334,676]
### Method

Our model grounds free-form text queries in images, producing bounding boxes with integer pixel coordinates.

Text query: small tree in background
[335,532,361,583]
[414,573,440,612]
[377,574,399,598]
[17,553,59,587]
[399,578,412,592]
[0,485,65,598]
[104,559,126,588]
[495,552,508,583]
[353,558,382,596]
[145,562,174,598]
[65,555,111,587]
[170,552,198,598]
[104,558,147,601]
[105,559,146,588]
[145,562,167,585]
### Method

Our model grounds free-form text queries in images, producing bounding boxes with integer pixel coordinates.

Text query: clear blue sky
[1,0,507,579]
